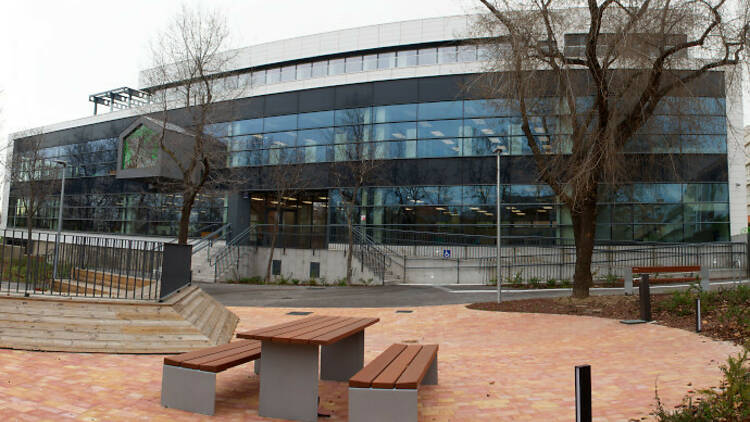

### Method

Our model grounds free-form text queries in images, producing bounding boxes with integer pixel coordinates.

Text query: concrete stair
[0,285,238,353]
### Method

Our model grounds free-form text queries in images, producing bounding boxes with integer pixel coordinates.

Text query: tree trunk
[571,200,597,298]
[264,202,282,283]
[177,190,197,245]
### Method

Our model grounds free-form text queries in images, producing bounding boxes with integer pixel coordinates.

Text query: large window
[122,125,159,169]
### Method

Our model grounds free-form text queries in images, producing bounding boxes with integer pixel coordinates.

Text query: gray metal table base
[258,341,320,422]
[321,330,364,381]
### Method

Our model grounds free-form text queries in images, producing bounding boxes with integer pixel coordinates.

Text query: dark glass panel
[263,114,297,132]
[683,183,729,202]
[418,101,463,120]
[373,103,417,123]
[298,110,334,129]
[418,119,463,138]
[417,139,461,158]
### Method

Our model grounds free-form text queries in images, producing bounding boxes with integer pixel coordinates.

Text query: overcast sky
[0,0,747,143]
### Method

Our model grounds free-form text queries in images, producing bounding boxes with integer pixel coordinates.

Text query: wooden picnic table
[237,315,379,422]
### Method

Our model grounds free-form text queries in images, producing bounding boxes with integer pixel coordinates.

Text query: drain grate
[287,311,313,316]
[396,310,413,313]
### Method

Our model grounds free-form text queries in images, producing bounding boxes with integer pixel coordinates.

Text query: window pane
[462,136,508,156]
[329,58,345,75]
[373,122,417,141]
[373,103,417,123]
[298,128,334,146]
[266,68,281,84]
[418,101,463,120]
[281,65,296,82]
[334,107,372,125]
[683,183,729,202]
[418,119,463,138]
[418,48,437,65]
[684,203,729,222]
[417,139,460,157]
[231,118,263,136]
[298,110,334,129]
[296,63,312,80]
[252,70,266,86]
[396,50,417,67]
[378,52,396,69]
[311,61,328,78]
[458,45,477,62]
[263,131,297,148]
[438,46,457,63]
[681,135,726,153]
[363,54,378,70]
[264,114,297,132]
[632,184,682,203]
[345,56,362,73]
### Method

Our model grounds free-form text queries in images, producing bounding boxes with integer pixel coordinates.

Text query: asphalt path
[196,279,750,308]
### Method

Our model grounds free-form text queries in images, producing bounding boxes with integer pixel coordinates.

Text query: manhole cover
[287,311,313,316]
[396,310,413,313]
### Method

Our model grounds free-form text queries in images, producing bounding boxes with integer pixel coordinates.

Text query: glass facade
[8,72,730,243]
[212,97,727,165]
[9,191,226,237]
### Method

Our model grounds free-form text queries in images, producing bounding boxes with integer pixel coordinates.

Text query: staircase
[351,226,404,284]
[210,226,255,282]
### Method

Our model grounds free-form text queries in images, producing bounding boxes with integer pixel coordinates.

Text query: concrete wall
[222,246,380,284]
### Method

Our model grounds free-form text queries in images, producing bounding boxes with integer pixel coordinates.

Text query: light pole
[52,160,67,281]
[494,146,504,303]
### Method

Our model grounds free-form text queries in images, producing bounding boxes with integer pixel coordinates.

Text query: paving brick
[0,304,740,421]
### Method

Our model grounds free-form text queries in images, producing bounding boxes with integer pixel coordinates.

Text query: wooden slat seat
[632,265,700,273]
[348,343,439,422]
[161,340,262,415]
[350,343,438,389]
[164,340,261,373]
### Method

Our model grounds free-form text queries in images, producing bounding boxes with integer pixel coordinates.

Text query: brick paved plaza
[0,304,740,421]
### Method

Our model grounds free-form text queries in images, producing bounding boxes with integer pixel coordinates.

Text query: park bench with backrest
[161,339,261,415]
[622,265,709,294]
[348,343,439,422]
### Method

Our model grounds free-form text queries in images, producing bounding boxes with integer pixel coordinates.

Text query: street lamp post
[52,160,67,281]
[494,146,504,303]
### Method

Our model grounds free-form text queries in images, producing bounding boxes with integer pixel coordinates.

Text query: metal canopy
[89,87,151,115]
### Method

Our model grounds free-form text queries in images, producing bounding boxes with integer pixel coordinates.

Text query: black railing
[0,229,164,300]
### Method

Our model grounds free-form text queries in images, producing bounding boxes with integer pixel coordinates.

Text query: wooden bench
[348,343,438,422]
[161,340,261,415]
[622,265,709,295]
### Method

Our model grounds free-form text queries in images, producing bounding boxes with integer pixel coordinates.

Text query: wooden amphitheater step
[0,285,238,354]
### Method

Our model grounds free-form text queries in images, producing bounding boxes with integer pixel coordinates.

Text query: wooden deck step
[0,286,238,353]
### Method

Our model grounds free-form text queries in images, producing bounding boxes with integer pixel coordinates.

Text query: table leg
[321,330,364,381]
[258,341,319,422]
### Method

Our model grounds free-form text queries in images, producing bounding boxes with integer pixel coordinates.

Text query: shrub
[653,352,750,421]
[546,278,557,288]
[560,279,572,288]
[528,277,541,288]
[604,273,618,287]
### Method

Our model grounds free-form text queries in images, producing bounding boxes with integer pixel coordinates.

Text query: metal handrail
[191,223,231,255]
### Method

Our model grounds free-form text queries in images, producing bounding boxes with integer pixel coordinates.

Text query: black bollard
[696,298,702,333]
[639,274,652,322]
[575,365,592,422]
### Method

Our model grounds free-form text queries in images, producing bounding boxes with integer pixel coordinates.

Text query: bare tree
[6,131,58,256]
[331,109,384,284]
[473,0,749,298]
[144,4,243,244]
[263,147,309,283]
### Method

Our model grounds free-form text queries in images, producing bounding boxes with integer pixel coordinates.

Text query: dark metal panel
[335,83,374,109]
[372,79,419,105]
[264,91,299,116]
[418,75,466,102]
[299,88,336,113]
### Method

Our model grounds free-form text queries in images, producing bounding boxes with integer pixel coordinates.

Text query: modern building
[5,15,747,248]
